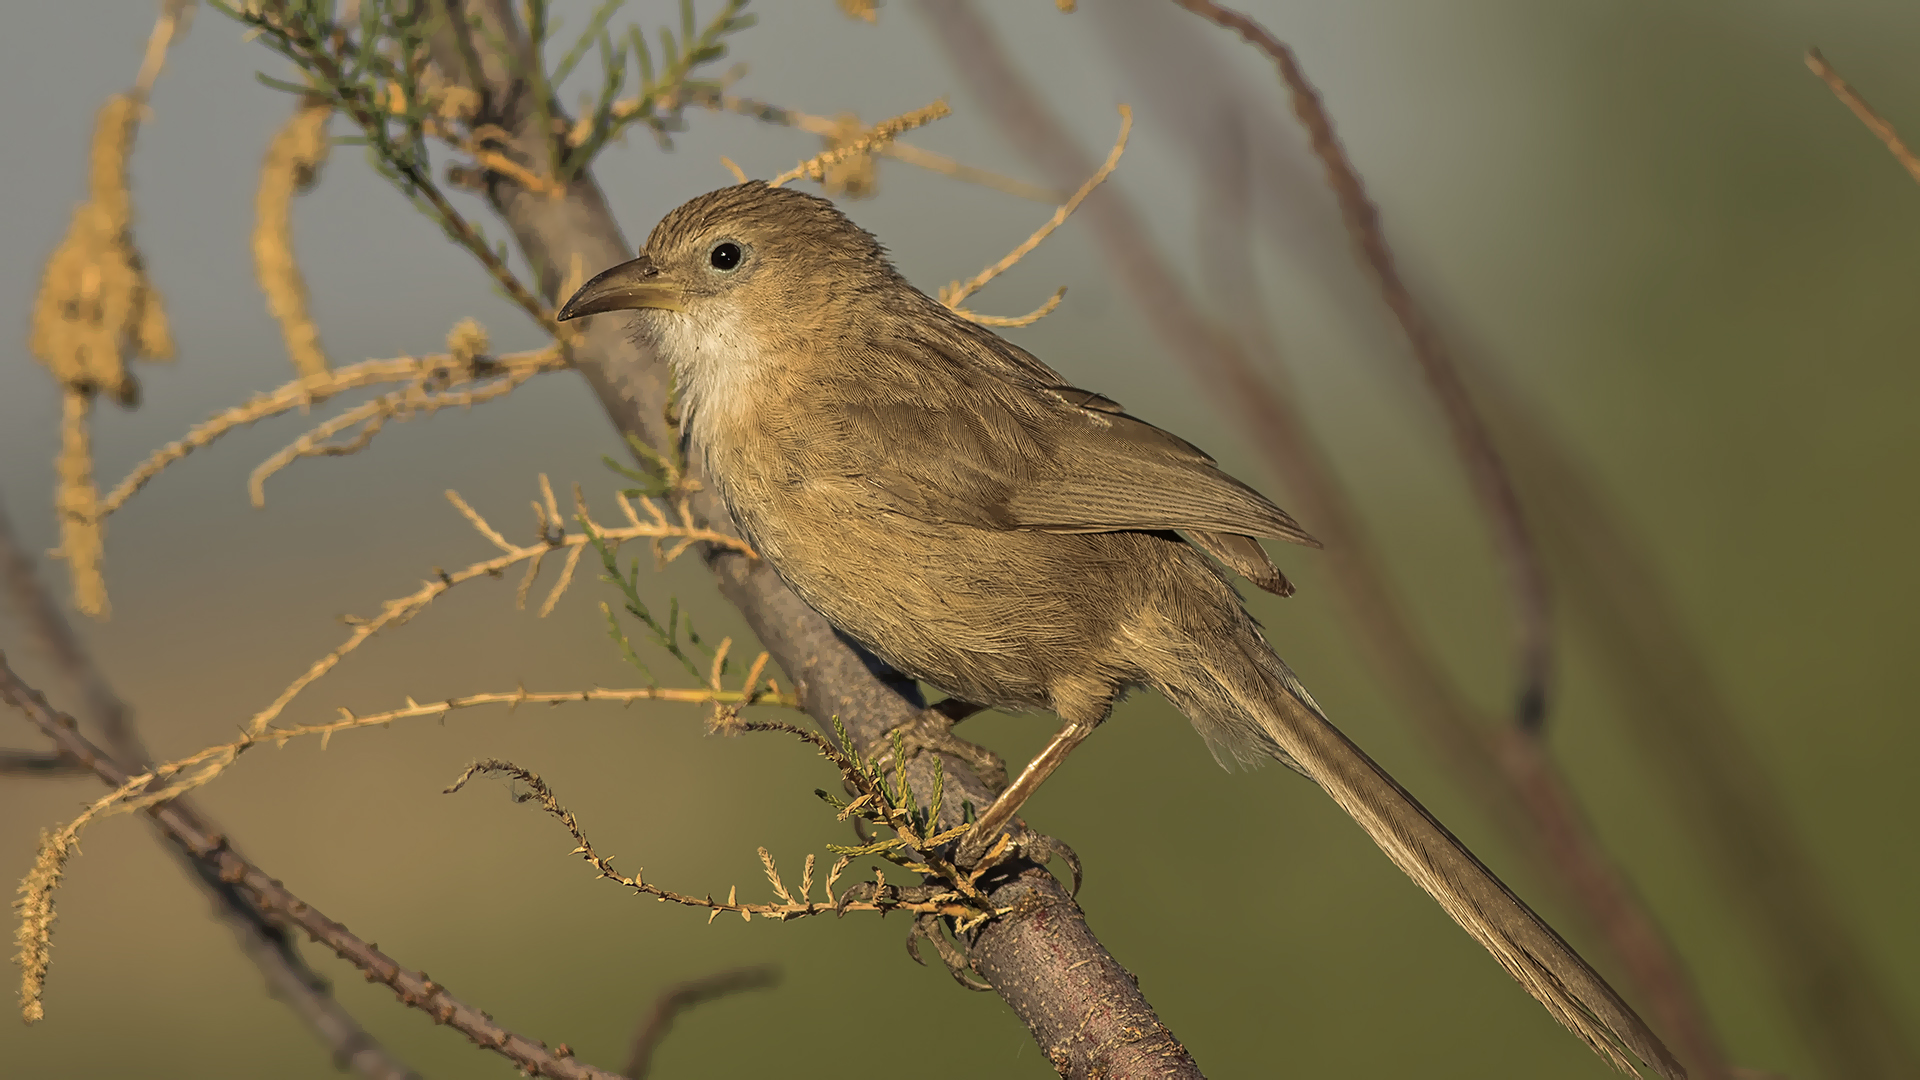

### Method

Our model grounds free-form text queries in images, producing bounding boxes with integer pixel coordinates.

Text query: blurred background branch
[1806,48,1920,186]
[0,653,603,1078]
[0,498,418,1078]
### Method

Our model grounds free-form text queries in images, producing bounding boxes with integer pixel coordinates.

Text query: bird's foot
[954,818,1082,896]
[907,910,994,991]
[874,698,1007,792]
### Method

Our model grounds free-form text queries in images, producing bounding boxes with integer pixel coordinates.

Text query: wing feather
[836,314,1318,567]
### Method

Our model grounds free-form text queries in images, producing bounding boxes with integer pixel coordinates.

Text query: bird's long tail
[1150,628,1686,1080]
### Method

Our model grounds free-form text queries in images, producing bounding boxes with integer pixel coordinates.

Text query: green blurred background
[3,1,1916,1077]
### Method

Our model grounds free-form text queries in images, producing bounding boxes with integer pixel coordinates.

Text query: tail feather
[1162,640,1686,1080]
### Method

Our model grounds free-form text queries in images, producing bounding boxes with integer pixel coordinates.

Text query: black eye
[709,241,743,271]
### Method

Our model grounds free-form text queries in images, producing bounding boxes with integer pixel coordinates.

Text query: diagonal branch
[0,654,623,1080]
[0,499,418,1079]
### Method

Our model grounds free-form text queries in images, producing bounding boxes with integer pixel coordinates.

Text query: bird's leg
[957,714,1097,865]
[880,697,1007,791]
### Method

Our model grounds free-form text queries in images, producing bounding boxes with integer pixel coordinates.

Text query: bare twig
[0,656,616,1079]
[938,104,1130,328]
[285,682,799,751]
[1806,48,1920,187]
[624,965,780,1079]
[1167,0,1552,731]
[696,92,1059,202]
[98,345,567,518]
[769,100,952,188]
[30,482,755,872]
[247,329,552,506]
[444,757,982,923]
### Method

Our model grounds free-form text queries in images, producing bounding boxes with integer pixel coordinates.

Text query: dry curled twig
[444,756,992,925]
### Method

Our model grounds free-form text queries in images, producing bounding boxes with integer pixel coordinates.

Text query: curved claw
[911,912,994,992]
[834,879,879,917]
[1029,832,1083,897]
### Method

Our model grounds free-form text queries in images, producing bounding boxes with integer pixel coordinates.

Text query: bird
[556,180,1685,1079]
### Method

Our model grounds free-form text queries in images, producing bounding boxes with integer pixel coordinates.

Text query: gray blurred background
[3,1,1916,1077]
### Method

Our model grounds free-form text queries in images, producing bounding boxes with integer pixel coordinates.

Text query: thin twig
[99,346,567,518]
[1806,48,1920,186]
[769,100,952,188]
[625,965,780,1078]
[696,92,1059,202]
[938,105,1130,328]
[0,657,616,1080]
[1168,0,1554,731]
[442,758,986,922]
[247,358,551,507]
[291,683,800,750]
[42,485,756,861]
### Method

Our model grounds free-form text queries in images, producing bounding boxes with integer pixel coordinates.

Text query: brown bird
[558,181,1685,1080]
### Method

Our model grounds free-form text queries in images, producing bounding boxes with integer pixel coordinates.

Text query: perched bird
[558,181,1684,1079]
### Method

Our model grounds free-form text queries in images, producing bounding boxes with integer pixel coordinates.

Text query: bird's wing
[836,324,1318,551]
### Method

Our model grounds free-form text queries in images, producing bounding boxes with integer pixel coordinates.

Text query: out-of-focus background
[3,1,1916,1077]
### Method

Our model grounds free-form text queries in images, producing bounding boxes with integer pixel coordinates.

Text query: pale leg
[958,715,1097,864]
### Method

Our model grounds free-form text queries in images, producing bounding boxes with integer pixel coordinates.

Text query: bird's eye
[709,241,743,271]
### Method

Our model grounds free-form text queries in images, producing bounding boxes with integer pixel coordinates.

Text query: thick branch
[0,655,620,1080]
[425,4,1200,1076]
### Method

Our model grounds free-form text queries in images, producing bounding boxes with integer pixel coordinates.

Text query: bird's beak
[556,256,685,320]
